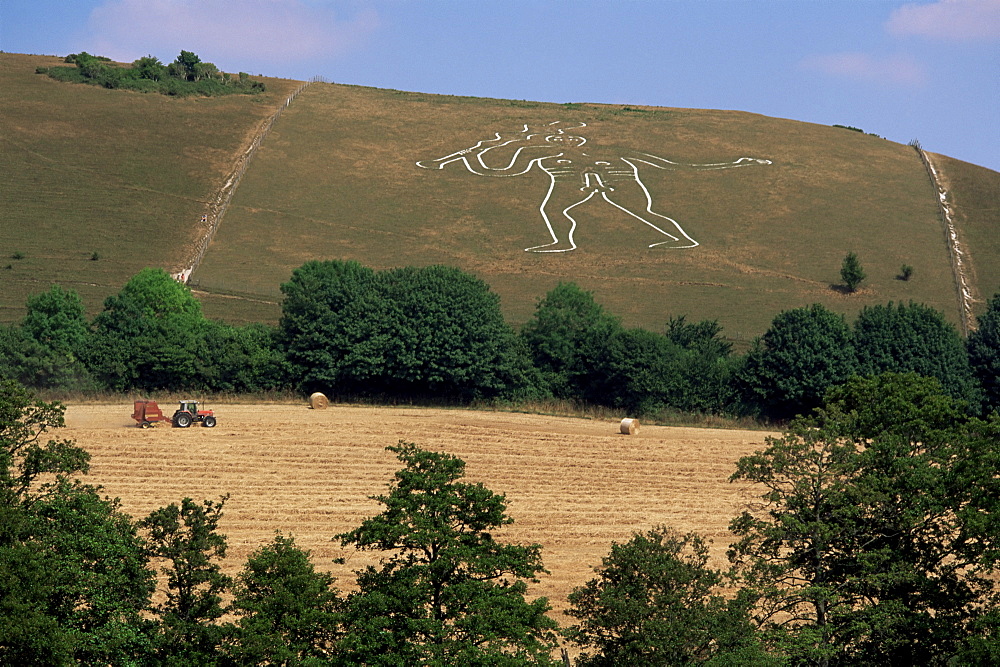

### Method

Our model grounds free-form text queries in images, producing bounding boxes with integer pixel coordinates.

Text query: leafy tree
[967,292,1000,414]
[280,259,387,395]
[565,526,775,666]
[521,282,622,399]
[228,533,341,666]
[729,373,1000,665]
[132,54,166,80]
[667,316,738,414]
[0,502,74,665]
[200,321,288,392]
[0,380,155,664]
[34,480,157,664]
[853,301,979,407]
[142,496,232,665]
[336,441,560,665]
[377,265,539,401]
[17,285,93,390]
[580,326,685,415]
[88,268,208,391]
[839,252,865,292]
[171,50,202,81]
[737,304,857,421]
[281,261,539,401]
[21,285,89,354]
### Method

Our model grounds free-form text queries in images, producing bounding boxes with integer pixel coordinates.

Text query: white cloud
[83,0,378,72]
[887,0,1000,41]
[799,52,927,87]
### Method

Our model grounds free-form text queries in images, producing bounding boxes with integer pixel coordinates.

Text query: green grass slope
[0,53,299,320]
[196,82,991,338]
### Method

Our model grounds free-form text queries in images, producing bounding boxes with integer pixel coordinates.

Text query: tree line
[38,51,265,96]
[3,260,1000,424]
[4,372,1000,665]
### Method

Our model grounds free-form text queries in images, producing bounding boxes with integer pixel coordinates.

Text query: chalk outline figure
[416,121,771,252]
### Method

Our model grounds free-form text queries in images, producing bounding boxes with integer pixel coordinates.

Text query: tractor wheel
[140,421,151,429]
[174,413,193,428]
[202,416,217,428]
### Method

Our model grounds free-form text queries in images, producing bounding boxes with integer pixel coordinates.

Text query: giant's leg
[601,179,698,249]
[526,179,595,253]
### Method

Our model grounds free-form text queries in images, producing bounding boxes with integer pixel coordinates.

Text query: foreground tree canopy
[729,373,1000,665]
[336,441,560,665]
[5,370,1000,663]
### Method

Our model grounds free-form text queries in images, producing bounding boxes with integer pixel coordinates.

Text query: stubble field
[64,403,773,618]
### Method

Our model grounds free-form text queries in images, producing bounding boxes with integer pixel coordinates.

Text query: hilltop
[3,52,999,339]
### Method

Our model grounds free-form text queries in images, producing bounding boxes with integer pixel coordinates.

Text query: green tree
[18,285,93,390]
[279,259,386,395]
[737,304,857,421]
[565,526,775,666]
[0,380,156,664]
[200,321,288,392]
[377,265,538,401]
[88,268,208,391]
[521,282,621,399]
[228,533,341,665]
[336,441,560,665]
[853,301,979,407]
[729,374,1000,665]
[580,326,685,415]
[967,292,1000,414]
[839,252,865,292]
[281,261,539,401]
[142,496,232,665]
[667,316,738,414]
[132,55,166,80]
[170,50,202,81]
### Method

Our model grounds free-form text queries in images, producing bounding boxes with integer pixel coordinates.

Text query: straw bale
[309,392,329,409]
[620,418,639,435]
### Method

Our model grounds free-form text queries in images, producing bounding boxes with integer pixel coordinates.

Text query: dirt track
[64,403,773,618]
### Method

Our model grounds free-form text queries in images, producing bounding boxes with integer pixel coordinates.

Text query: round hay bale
[309,392,329,410]
[620,418,639,435]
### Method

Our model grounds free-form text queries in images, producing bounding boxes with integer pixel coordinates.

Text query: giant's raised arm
[415,132,507,171]
[626,151,771,171]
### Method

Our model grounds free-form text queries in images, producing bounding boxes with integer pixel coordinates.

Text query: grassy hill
[0,53,299,320]
[4,52,999,341]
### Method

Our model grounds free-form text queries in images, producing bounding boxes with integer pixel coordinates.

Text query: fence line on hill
[913,142,975,336]
[175,78,319,283]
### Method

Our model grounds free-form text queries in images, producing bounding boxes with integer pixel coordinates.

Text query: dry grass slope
[196,83,994,335]
[0,53,299,320]
[4,52,999,339]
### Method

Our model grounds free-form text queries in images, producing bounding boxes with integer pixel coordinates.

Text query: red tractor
[132,400,217,428]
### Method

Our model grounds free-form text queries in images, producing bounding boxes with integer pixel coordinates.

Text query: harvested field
[64,403,773,619]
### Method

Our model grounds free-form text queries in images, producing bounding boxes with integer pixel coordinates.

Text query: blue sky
[3,0,998,171]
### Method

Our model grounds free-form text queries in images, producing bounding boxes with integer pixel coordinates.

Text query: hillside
[0,53,300,320]
[3,52,999,339]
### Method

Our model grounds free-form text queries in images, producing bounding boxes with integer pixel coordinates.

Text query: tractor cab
[172,400,217,428]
